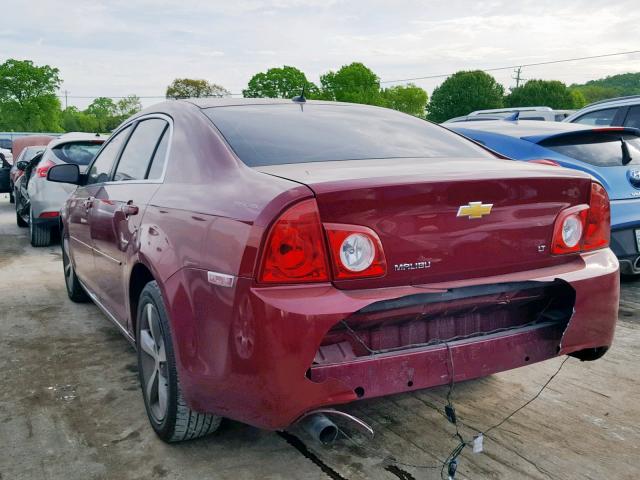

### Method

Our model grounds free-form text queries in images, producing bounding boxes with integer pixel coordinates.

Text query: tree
[383,83,428,117]
[570,85,622,105]
[85,97,119,131]
[320,62,384,106]
[116,95,142,118]
[0,59,63,131]
[506,79,579,109]
[427,70,504,123]
[61,107,100,133]
[166,78,230,99]
[243,66,318,99]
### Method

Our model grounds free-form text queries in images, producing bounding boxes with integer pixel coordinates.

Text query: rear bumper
[165,248,619,430]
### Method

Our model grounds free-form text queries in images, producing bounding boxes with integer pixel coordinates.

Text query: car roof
[470,106,552,115]
[582,95,640,108]
[183,97,377,109]
[448,119,597,138]
[47,132,107,148]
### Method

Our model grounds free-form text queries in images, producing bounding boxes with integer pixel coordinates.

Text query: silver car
[15,133,105,247]
[564,95,640,128]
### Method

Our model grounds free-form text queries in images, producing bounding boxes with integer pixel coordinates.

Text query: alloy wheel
[139,303,169,423]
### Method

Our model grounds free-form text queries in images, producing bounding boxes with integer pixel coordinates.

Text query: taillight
[551,182,610,255]
[583,182,610,251]
[36,159,55,177]
[529,159,560,167]
[39,211,60,218]
[324,224,386,279]
[259,199,330,283]
[258,199,388,284]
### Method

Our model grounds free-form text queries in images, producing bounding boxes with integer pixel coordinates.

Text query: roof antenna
[503,111,520,122]
[292,85,306,103]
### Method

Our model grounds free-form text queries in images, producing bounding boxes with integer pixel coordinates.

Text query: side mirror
[16,160,28,171]
[47,163,82,185]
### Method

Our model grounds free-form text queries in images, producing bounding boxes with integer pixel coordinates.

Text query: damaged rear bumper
[168,248,619,430]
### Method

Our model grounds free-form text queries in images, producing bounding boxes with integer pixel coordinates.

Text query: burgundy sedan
[47,99,619,443]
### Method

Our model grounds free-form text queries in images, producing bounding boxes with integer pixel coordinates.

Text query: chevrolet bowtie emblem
[457,201,493,219]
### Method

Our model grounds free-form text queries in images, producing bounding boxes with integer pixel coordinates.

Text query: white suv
[564,95,640,128]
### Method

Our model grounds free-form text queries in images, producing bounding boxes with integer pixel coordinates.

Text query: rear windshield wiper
[621,136,633,165]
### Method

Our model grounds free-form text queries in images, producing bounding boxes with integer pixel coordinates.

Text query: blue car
[448,119,640,275]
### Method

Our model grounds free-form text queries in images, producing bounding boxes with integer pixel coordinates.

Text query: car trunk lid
[257,157,592,288]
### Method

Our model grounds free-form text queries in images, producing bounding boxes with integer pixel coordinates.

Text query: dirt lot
[0,194,639,480]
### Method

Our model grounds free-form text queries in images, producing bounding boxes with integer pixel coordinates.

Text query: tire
[9,190,14,204]
[30,210,51,247]
[137,281,222,442]
[16,207,28,227]
[62,234,89,302]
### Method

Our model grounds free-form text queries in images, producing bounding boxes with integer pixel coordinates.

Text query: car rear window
[539,133,640,167]
[22,146,44,161]
[203,104,489,167]
[52,141,103,166]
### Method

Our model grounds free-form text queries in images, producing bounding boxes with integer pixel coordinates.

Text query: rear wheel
[62,235,89,302]
[137,281,222,442]
[16,208,27,227]
[9,190,14,204]
[30,210,51,247]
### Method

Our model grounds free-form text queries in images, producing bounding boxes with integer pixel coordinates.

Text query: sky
[1,0,639,109]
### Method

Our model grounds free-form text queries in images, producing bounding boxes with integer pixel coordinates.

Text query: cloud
[1,0,638,109]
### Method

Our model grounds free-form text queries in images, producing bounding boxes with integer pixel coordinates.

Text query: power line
[56,49,640,100]
[379,49,640,84]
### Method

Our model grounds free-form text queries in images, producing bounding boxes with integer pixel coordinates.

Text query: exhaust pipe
[301,413,339,445]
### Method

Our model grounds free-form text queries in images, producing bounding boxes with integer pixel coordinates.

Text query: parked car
[445,107,575,123]
[9,137,52,203]
[447,119,640,274]
[15,133,104,246]
[564,95,640,127]
[0,146,12,166]
[47,99,618,443]
[0,150,11,195]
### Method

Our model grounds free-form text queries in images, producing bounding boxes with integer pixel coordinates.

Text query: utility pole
[63,89,69,109]
[512,67,524,89]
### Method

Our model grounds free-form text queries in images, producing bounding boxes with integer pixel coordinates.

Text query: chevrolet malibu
[47,99,619,443]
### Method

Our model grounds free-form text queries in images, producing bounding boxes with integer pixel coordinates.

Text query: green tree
[166,78,230,99]
[61,107,100,132]
[116,95,142,118]
[0,59,63,131]
[85,97,119,131]
[506,79,579,109]
[320,62,384,106]
[570,85,622,104]
[570,89,587,109]
[243,66,318,98]
[427,70,504,123]
[383,83,428,117]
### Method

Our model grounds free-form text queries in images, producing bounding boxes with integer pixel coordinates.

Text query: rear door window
[113,119,167,182]
[52,141,103,166]
[623,106,640,129]
[539,133,640,167]
[573,108,618,126]
[146,127,169,180]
